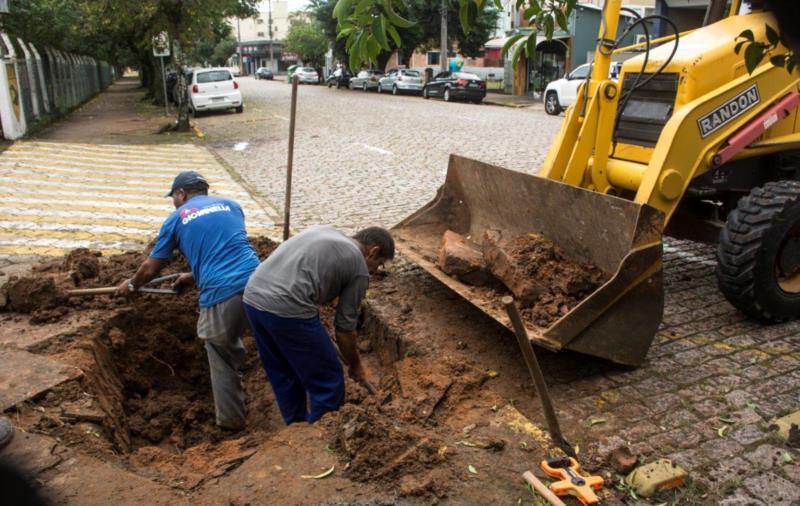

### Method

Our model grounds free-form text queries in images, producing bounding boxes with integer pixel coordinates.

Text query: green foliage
[333,0,573,70]
[285,18,330,68]
[736,24,796,75]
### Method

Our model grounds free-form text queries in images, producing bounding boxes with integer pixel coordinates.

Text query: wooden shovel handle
[66,287,118,296]
[522,471,566,506]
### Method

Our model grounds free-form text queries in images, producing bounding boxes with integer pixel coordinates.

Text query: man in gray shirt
[243,226,394,424]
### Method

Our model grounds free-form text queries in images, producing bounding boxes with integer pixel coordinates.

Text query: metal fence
[0,33,113,139]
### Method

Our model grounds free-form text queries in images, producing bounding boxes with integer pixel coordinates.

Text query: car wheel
[235,105,244,113]
[392,85,398,96]
[377,84,382,93]
[443,87,451,102]
[328,81,333,88]
[363,82,368,92]
[190,107,197,118]
[545,92,561,115]
[423,87,429,99]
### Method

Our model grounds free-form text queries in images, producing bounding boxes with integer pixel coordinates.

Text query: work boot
[0,416,14,450]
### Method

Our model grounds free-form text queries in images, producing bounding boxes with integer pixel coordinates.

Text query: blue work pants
[244,304,345,424]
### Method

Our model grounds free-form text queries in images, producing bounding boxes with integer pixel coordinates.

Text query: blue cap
[166,171,209,197]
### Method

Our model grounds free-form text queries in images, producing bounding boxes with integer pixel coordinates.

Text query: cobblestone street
[197,77,562,232]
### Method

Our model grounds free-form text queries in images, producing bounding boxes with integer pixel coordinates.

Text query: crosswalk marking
[0,141,280,257]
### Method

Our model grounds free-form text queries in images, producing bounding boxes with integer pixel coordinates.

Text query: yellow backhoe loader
[392,0,800,366]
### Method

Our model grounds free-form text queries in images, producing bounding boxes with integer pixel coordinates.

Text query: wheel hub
[777,225,800,293]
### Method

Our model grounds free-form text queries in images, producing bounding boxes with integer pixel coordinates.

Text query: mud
[5,238,603,502]
[435,230,608,328]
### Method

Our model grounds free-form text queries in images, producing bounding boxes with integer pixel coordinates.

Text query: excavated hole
[19,292,401,488]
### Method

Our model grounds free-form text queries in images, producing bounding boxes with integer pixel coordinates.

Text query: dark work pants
[243,304,345,424]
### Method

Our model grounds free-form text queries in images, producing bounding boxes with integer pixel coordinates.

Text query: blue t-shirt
[150,195,260,308]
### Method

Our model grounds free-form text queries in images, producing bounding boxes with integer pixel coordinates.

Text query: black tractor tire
[545,92,561,115]
[717,180,800,322]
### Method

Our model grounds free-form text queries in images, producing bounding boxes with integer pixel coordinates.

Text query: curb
[483,99,540,109]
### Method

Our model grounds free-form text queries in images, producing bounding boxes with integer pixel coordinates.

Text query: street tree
[284,18,329,70]
[334,0,796,75]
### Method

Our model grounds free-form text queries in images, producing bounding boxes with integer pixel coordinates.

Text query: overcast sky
[287,0,310,12]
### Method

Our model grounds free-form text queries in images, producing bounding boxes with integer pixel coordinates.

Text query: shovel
[66,273,183,297]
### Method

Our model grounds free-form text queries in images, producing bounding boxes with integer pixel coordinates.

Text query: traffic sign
[152,32,170,57]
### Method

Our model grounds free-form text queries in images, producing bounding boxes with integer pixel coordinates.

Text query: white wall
[230,0,290,42]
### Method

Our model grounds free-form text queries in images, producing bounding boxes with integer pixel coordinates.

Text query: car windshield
[570,65,590,79]
[401,70,420,77]
[302,67,316,72]
[196,71,231,83]
[454,72,480,80]
[357,71,369,78]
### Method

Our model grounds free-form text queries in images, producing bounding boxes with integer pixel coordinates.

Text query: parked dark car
[423,71,486,103]
[326,68,351,89]
[255,67,274,80]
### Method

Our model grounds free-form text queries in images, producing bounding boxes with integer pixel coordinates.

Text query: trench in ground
[17,292,403,489]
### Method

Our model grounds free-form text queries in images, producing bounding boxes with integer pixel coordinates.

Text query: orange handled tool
[540,457,604,505]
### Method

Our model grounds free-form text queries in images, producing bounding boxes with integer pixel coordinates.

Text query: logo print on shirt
[180,204,232,225]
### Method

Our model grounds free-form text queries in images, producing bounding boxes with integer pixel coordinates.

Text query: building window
[257,18,264,24]
[396,52,402,65]
[427,51,440,66]
[258,31,265,37]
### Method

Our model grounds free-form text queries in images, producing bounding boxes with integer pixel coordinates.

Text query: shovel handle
[66,287,118,296]
[522,471,566,506]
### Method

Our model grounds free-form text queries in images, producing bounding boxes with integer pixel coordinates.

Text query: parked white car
[188,68,243,116]
[294,67,319,84]
[543,62,622,115]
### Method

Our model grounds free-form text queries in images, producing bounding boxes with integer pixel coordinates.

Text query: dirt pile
[436,230,608,327]
[64,248,101,283]
[9,237,281,488]
[1,237,277,323]
[320,356,488,491]
[4,275,67,313]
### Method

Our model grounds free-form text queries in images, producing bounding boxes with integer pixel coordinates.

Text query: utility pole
[237,17,244,75]
[268,0,274,71]
[440,0,448,71]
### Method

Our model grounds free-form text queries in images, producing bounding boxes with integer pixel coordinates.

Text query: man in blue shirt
[116,171,260,431]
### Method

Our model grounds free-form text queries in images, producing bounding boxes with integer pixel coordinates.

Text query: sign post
[152,32,170,116]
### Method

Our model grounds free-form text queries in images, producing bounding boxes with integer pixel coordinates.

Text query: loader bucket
[392,155,665,366]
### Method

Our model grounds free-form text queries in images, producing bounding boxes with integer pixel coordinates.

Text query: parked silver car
[294,67,319,84]
[349,70,384,91]
[378,68,423,95]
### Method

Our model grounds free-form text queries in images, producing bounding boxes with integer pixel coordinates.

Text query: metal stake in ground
[502,295,575,458]
[283,74,298,240]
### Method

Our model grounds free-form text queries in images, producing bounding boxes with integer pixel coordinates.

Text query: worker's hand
[349,363,377,395]
[171,272,194,293]
[115,278,136,298]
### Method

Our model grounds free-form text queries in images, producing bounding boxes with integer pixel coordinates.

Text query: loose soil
[2,241,664,504]
[438,230,608,328]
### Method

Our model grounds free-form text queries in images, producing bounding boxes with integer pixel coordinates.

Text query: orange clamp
[540,457,604,505]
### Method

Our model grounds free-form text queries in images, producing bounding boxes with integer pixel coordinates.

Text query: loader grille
[615,73,679,147]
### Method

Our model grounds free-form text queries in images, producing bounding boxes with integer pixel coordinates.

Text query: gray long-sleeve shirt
[243,226,369,332]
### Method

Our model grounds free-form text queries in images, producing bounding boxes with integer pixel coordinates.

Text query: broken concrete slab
[771,410,800,447]
[0,430,64,478]
[0,311,103,350]
[44,453,189,505]
[482,230,546,304]
[438,230,493,286]
[625,458,688,497]
[0,348,82,410]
